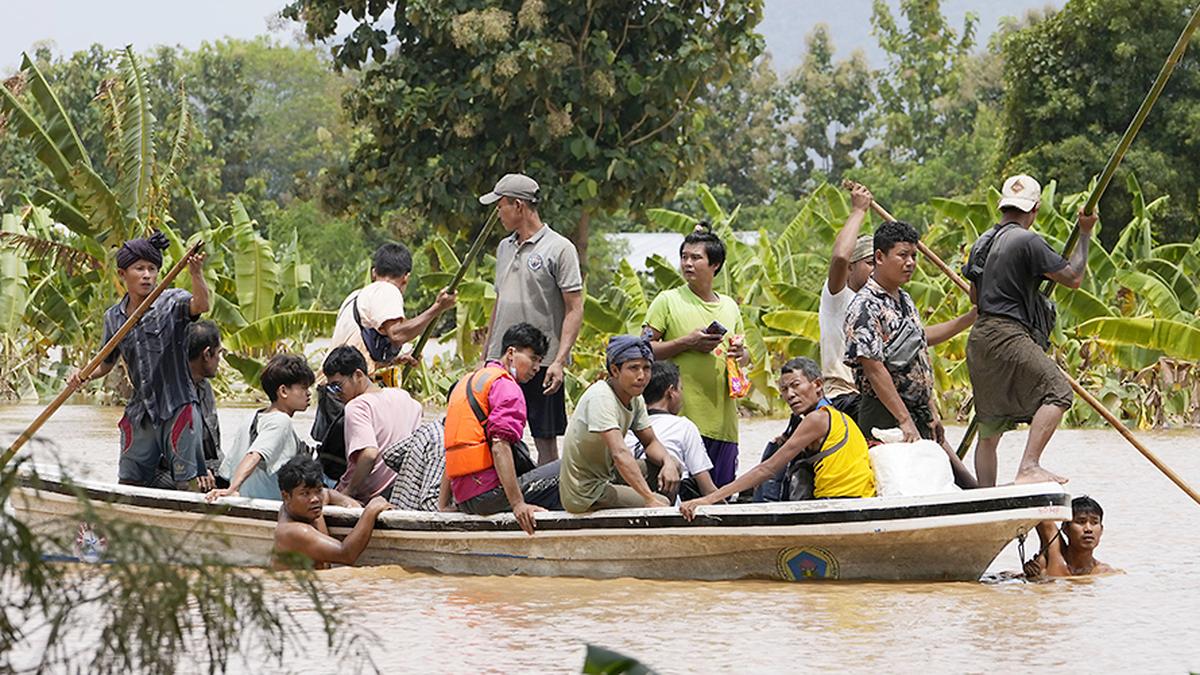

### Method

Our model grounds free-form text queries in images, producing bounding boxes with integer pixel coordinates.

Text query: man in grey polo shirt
[479,173,584,465]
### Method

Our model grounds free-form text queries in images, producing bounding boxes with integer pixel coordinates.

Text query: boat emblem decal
[777,546,839,581]
[73,522,108,564]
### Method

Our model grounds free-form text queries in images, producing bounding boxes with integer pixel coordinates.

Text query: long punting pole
[400,207,500,385]
[2,240,205,470]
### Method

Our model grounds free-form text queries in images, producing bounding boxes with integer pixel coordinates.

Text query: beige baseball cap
[479,173,540,205]
[998,174,1041,212]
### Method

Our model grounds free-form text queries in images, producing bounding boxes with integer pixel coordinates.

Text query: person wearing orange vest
[440,323,562,534]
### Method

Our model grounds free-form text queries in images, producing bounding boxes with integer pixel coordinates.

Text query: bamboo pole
[3,239,205,470]
[400,207,500,385]
[849,185,1200,506]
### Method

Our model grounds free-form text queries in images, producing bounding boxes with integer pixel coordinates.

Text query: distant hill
[761,0,1062,74]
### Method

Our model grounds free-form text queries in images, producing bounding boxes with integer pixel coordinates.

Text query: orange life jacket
[444,365,513,478]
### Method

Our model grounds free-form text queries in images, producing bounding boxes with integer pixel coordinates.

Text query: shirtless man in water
[1024,496,1117,578]
[273,456,392,569]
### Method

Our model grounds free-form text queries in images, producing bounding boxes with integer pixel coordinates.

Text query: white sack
[868,437,961,497]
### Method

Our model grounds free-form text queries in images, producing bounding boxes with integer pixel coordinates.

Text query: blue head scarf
[606,335,654,370]
[116,231,170,269]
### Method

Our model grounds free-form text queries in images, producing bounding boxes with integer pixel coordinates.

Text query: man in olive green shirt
[559,336,681,512]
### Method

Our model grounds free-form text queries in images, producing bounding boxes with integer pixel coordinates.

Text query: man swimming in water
[273,456,391,569]
[1024,495,1117,578]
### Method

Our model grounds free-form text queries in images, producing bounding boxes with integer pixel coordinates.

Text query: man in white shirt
[819,182,875,416]
[625,361,717,502]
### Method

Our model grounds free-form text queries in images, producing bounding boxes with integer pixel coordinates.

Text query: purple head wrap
[116,231,170,269]
[606,334,654,369]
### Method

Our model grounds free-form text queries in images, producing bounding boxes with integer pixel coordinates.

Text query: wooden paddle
[847,186,1200,507]
[2,239,205,471]
[399,207,500,386]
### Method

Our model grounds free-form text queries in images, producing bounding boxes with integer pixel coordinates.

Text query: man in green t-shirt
[644,224,748,487]
[559,336,682,513]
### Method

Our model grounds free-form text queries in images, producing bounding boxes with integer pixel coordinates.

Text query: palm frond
[115,47,156,224]
[20,54,92,171]
[0,232,101,275]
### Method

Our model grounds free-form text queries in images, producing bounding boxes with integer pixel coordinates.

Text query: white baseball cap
[998,174,1041,212]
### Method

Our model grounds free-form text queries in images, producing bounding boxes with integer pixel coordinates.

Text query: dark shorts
[118,403,204,486]
[967,314,1073,436]
[857,395,934,442]
[520,366,568,438]
[702,436,739,488]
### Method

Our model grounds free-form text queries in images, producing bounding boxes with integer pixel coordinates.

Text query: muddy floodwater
[3,403,1199,673]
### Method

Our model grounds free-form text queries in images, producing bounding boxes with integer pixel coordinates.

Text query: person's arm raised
[187,251,211,316]
[827,183,873,295]
[1045,209,1097,290]
[680,411,829,520]
[276,497,392,567]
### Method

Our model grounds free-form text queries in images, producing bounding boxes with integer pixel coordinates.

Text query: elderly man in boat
[274,456,392,569]
[1023,495,1117,578]
[680,357,875,520]
[558,335,682,512]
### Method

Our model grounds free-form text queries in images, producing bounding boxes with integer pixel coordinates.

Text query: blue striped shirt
[102,288,198,425]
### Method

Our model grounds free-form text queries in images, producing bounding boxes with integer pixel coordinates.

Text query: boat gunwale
[16,474,1070,533]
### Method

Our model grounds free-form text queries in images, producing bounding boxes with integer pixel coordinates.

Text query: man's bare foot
[1014,464,1068,485]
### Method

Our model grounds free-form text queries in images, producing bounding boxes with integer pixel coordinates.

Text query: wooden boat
[12,475,1069,582]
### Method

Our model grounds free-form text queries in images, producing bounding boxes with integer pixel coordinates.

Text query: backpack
[963,223,1057,351]
[461,370,538,477]
[343,291,402,365]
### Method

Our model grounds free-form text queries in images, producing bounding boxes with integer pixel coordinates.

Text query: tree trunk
[574,210,591,280]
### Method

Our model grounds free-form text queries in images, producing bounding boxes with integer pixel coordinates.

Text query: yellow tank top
[812,405,876,499]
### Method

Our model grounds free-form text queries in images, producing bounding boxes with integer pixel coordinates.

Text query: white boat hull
[12,477,1070,582]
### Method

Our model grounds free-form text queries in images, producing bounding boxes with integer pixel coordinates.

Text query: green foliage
[282,0,765,244]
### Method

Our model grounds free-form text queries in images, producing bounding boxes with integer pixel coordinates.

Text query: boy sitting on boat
[440,322,563,535]
[206,354,321,502]
[273,456,391,569]
[680,357,875,520]
[558,335,682,513]
[1024,495,1117,578]
[624,361,718,502]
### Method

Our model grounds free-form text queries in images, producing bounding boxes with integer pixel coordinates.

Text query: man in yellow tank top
[680,357,874,518]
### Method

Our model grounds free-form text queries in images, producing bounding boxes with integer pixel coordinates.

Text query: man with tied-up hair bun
[68,232,212,490]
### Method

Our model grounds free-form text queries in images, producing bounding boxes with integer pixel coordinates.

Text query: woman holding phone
[643,223,749,488]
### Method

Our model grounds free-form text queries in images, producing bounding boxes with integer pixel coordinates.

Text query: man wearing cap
[67,233,213,490]
[480,173,584,466]
[820,182,876,416]
[962,174,1097,486]
[558,335,682,512]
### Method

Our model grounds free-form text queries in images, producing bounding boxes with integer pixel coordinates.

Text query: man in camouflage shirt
[844,221,977,487]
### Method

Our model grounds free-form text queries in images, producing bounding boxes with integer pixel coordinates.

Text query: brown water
[4,403,1200,673]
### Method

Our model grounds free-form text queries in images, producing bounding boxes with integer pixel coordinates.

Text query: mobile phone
[705,320,728,336]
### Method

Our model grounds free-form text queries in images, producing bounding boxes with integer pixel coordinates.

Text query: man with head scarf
[558,335,682,513]
[68,232,213,490]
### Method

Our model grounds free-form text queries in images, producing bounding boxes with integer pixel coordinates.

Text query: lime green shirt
[644,286,744,443]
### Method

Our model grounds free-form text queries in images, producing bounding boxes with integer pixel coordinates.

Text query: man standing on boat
[68,233,212,491]
[963,175,1096,486]
[644,223,749,488]
[820,182,876,416]
[480,173,584,466]
[441,323,562,535]
[843,221,977,487]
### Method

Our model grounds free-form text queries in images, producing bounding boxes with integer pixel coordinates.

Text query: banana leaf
[645,208,696,233]
[115,47,156,223]
[614,259,647,321]
[0,81,76,188]
[1116,270,1186,321]
[1076,317,1200,361]
[232,201,279,324]
[224,352,265,386]
[583,295,624,334]
[0,212,30,333]
[761,310,820,341]
[223,310,337,353]
[645,254,683,289]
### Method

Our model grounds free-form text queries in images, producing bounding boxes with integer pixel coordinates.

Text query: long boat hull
[12,477,1069,582]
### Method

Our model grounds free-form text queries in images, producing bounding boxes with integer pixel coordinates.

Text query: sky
[2,0,1062,73]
